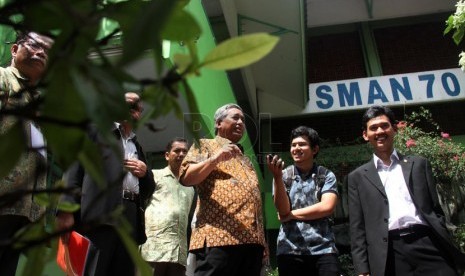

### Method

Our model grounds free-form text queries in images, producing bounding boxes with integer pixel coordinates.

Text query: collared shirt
[30,123,46,158]
[115,123,139,194]
[0,66,28,109]
[275,165,339,256]
[141,166,195,266]
[0,66,46,221]
[373,150,424,230]
[180,136,266,250]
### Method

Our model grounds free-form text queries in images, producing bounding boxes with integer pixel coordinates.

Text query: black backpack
[282,165,328,202]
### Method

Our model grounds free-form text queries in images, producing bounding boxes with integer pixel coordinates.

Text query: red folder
[57,231,91,276]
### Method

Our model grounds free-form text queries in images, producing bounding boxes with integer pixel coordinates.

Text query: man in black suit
[348,105,465,276]
[56,92,155,275]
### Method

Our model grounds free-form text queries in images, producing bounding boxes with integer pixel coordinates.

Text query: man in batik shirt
[0,31,53,276]
[142,137,195,276]
[179,103,266,276]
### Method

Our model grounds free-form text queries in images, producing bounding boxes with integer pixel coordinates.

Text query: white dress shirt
[116,123,139,194]
[373,150,424,230]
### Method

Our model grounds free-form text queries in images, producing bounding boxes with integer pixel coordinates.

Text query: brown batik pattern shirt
[180,136,266,250]
[0,66,47,222]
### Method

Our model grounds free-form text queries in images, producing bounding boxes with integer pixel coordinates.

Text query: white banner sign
[305,68,465,114]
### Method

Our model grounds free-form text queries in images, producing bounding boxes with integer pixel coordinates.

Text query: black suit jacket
[348,153,465,276]
[63,125,155,244]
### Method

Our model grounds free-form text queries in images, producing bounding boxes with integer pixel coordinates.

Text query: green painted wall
[170,2,237,136]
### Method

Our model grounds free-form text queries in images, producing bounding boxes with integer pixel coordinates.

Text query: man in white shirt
[57,92,155,275]
[347,105,465,276]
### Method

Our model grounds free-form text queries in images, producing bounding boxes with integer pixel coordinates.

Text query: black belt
[122,190,139,201]
[389,224,430,238]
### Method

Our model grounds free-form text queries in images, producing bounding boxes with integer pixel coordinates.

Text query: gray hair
[213,103,243,134]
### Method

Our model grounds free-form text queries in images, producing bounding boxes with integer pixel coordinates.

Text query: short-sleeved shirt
[275,165,338,256]
[141,167,195,266]
[180,136,266,250]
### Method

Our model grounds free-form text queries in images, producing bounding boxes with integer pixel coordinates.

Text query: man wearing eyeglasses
[0,31,53,276]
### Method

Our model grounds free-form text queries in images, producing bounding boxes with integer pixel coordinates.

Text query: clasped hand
[212,143,242,163]
[124,158,147,178]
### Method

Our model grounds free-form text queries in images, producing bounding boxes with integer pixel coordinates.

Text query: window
[307,31,367,83]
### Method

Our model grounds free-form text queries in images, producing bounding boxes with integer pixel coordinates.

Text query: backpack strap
[282,165,296,194]
[313,165,328,202]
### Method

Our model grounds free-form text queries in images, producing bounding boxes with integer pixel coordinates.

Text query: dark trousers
[83,199,140,276]
[150,262,186,276]
[277,253,340,276]
[193,244,264,276]
[84,225,135,276]
[0,215,29,276]
[386,226,458,276]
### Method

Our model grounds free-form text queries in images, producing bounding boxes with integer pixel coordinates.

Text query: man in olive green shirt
[0,31,53,276]
[141,138,195,276]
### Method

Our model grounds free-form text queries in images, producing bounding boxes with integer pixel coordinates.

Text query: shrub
[394,107,465,226]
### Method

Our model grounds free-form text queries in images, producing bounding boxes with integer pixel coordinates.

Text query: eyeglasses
[19,39,50,53]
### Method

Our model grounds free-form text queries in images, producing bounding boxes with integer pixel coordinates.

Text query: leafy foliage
[339,253,356,276]
[445,0,465,45]
[394,107,465,224]
[445,0,465,70]
[394,107,465,184]
[262,265,279,276]
[454,223,465,252]
[0,0,279,275]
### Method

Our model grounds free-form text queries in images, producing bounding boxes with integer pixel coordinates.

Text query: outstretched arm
[267,155,291,217]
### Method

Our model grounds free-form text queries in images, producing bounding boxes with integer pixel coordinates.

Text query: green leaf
[21,240,48,276]
[185,39,200,68]
[41,62,89,169]
[176,0,191,8]
[444,15,454,35]
[72,65,128,127]
[56,201,81,213]
[173,53,193,74]
[109,0,178,65]
[77,136,105,188]
[115,217,152,276]
[0,122,25,178]
[142,85,182,120]
[42,123,86,171]
[201,33,279,70]
[33,192,50,207]
[22,1,72,31]
[181,80,203,141]
[162,9,201,42]
[52,179,81,213]
[453,29,464,45]
[172,41,201,76]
